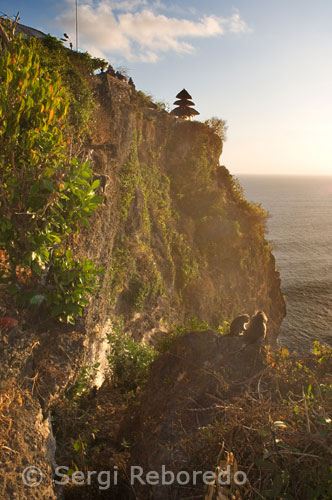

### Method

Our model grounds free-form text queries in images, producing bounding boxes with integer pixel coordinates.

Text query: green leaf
[91,179,100,190]
[80,169,92,179]
[73,440,81,452]
[93,195,104,204]
[6,68,13,84]
[30,294,46,305]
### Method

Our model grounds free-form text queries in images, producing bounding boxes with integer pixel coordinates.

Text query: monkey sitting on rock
[229,314,250,336]
[242,310,268,345]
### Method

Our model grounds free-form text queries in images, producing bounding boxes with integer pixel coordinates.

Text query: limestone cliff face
[79,73,285,346]
[0,72,285,500]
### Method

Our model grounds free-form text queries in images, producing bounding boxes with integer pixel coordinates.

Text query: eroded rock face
[121,330,265,500]
[0,325,86,500]
[0,384,56,500]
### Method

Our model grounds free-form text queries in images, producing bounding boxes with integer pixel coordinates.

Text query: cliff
[80,72,285,343]
[0,36,288,500]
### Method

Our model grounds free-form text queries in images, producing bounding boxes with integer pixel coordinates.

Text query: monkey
[242,310,268,345]
[229,314,250,337]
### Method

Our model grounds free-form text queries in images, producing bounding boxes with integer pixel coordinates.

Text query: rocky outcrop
[121,330,266,500]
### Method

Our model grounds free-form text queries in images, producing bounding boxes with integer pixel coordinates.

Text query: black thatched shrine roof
[176,89,192,100]
[172,88,199,118]
[173,99,195,106]
[170,107,200,117]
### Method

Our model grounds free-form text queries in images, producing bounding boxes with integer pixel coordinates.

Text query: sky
[1,0,332,176]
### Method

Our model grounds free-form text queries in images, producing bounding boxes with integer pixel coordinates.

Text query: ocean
[238,175,332,354]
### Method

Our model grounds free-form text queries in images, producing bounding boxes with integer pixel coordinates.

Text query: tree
[205,117,228,141]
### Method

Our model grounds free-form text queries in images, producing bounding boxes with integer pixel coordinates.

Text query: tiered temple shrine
[170,89,200,120]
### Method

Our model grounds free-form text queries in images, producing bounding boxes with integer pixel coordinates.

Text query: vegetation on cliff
[111,114,280,336]
[0,33,104,322]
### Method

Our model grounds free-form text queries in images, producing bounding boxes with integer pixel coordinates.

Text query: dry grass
[0,384,28,460]
[52,382,131,499]
[50,343,332,500]
[197,344,332,500]
[0,385,16,454]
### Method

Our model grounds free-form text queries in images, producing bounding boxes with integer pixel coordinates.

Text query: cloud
[57,1,251,62]
[228,9,253,34]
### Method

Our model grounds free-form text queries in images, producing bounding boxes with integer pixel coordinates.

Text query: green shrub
[204,116,228,141]
[106,318,157,393]
[67,362,100,399]
[37,35,107,137]
[0,36,103,322]
[218,320,230,335]
[47,250,103,323]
